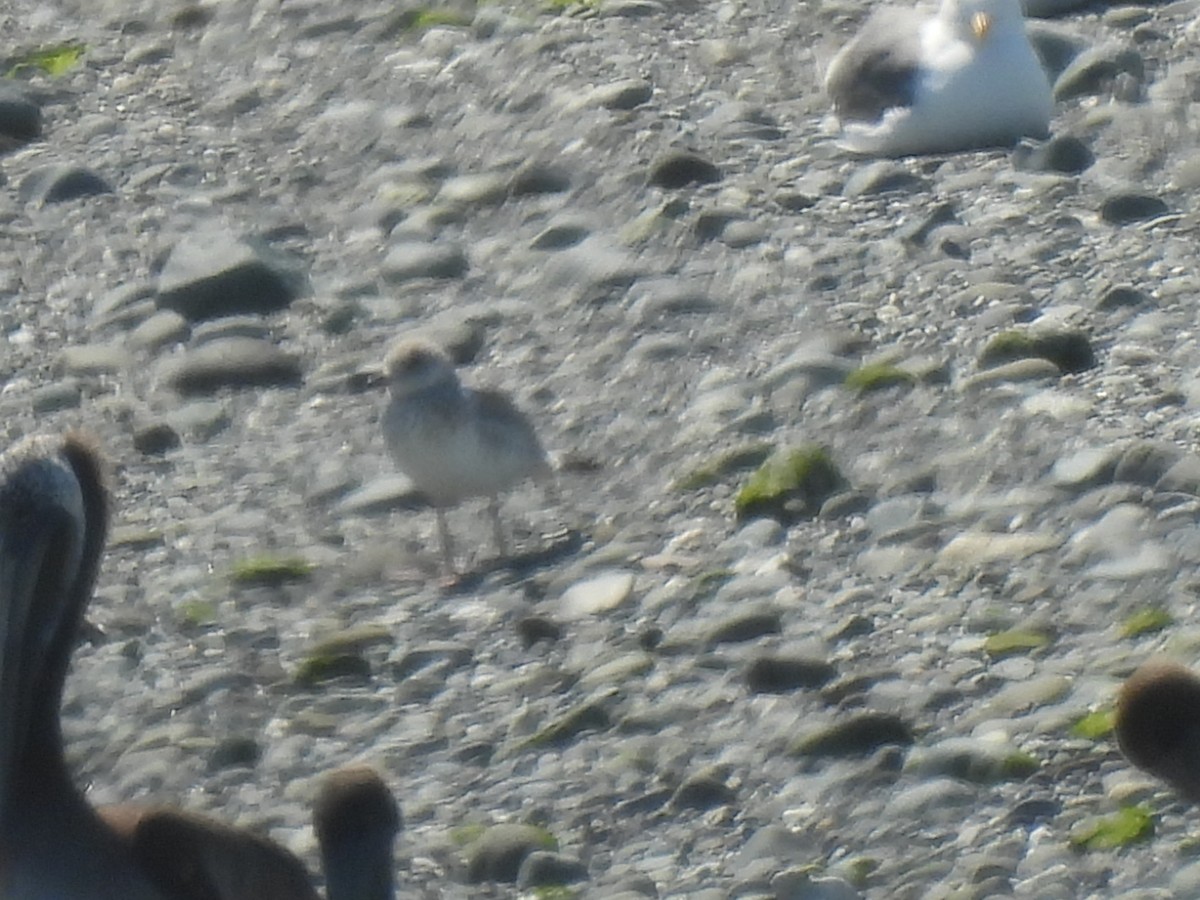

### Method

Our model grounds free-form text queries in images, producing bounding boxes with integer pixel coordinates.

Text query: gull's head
[383,338,458,398]
[944,0,1024,43]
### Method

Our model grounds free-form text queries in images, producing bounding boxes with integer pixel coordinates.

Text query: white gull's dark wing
[825,8,927,123]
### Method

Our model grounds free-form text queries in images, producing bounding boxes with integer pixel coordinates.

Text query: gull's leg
[435,508,457,573]
[488,496,509,558]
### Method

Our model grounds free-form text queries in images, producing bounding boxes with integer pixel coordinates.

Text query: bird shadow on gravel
[442,527,585,594]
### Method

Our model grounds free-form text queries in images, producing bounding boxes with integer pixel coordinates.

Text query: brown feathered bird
[1114,657,1200,802]
[0,433,400,899]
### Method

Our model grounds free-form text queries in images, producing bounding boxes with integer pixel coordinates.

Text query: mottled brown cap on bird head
[313,767,401,849]
[383,339,455,395]
[1115,658,1200,802]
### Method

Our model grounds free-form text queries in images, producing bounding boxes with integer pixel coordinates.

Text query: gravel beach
[4,0,1200,896]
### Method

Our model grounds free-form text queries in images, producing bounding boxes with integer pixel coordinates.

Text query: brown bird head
[313,767,400,900]
[1115,658,1200,802]
[0,434,109,822]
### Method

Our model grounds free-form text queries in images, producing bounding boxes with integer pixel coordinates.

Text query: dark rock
[694,208,742,242]
[1100,193,1169,225]
[0,83,41,143]
[776,192,818,212]
[517,615,564,647]
[516,851,589,888]
[1114,441,1181,487]
[701,103,785,141]
[830,614,874,641]
[746,655,837,693]
[455,741,495,766]
[163,337,304,394]
[133,422,181,455]
[510,163,571,196]
[707,610,782,645]
[595,78,653,110]
[19,164,113,204]
[672,771,736,810]
[1027,330,1096,373]
[467,824,557,883]
[792,712,915,757]
[157,229,306,321]
[1095,283,1148,310]
[294,653,372,687]
[1026,23,1087,80]
[171,4,213,29]
[649,152,722,189]
[207,736,260,772]
[736,445,848,523]
[898,202,958,245]
[978,329,1096,374]
[1011,136,1094,174]
[638,626,664,650]
[1007,797,1062,827]
[525,701,611,748]
[1054,43,1144,100]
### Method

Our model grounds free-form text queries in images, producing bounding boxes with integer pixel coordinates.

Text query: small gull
[381,338,553,572]
[824,0,1053,156]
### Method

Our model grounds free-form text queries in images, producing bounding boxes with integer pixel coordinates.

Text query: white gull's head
[939,0,1027,42]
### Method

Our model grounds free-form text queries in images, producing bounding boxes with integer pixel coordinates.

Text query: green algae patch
[544,0,600,12]
[230,555,314,587]
[979,329,1096,374]
[984,629,1053,659]
[179,598,218,628]
[450,823,488,847]
[400,8,474,30]
[1071,709,1115,740]
[674,443,773,491]
[1121,607,1173,639]
[791,712,914,757]
[844,857,880,888]
[109,526,164,550]
[294,652,371,687]
[307,625,395,658]
[520,700,611,750]
[1070,805,1154,852]
[735,445,846,522]
[692,569,735,602]
[531,888,578,900]
[6,42,86,78]
[844,363,916,394]
[980,331,1037,366]
[1000,751,1041,779]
